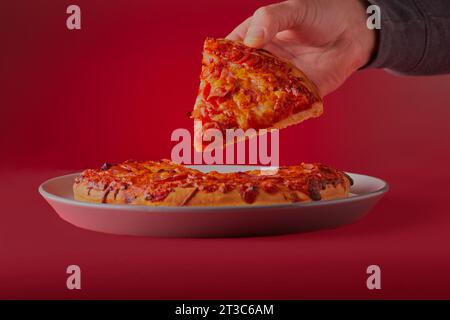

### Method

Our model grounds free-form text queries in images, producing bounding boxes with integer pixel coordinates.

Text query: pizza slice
[191,37,323,144]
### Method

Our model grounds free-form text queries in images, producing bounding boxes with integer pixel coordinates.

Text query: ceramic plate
[39,166,388,237]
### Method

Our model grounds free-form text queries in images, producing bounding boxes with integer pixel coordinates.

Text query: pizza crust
[194,100,322,152]
[270,101,323,130]
[73,175,350,207]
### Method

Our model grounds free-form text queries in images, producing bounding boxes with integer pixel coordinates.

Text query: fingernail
[244,26,265,46]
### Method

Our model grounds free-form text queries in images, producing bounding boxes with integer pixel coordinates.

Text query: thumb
[244,1,304,48]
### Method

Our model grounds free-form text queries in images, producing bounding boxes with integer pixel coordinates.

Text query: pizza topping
[75,160,349,204]
[191,38,322,137]
[102,186,111,203]
[343,172,354,186]
[307,177,323,201]
[145,189,171,202]
[240,184,258,204]
[260,180,279,194]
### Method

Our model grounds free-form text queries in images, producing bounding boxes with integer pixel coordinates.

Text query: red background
[1,0,450,299]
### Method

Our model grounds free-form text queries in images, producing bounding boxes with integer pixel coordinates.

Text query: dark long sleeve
[366,0,450,75]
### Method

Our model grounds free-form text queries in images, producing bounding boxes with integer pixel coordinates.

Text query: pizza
[73,160,352,206]
[72,40,348,207]
[191,38,323,140]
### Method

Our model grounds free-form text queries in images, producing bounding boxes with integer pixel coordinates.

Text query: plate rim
[38,171,389,212]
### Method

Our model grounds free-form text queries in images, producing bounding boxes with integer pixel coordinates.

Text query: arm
[367,0,450,75]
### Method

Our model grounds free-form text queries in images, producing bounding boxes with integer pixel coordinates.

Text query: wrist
[352,0,378,69]
[360,0,379,68]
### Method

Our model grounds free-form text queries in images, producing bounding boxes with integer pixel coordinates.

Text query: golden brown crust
[270,101,323,130]
[73,160,351,207]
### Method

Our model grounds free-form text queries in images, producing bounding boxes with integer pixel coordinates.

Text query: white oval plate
[39,166,388,237]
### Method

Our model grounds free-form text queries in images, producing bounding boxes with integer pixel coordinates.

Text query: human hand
[227,0,376,96]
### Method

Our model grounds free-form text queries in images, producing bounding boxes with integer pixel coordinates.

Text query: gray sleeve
[366,0,450,75]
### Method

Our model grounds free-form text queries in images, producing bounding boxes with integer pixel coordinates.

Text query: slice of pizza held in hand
[191,37,323,142]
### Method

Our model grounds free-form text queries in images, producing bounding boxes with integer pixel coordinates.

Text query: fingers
[243,1,303,48]
[227,17,252,41]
